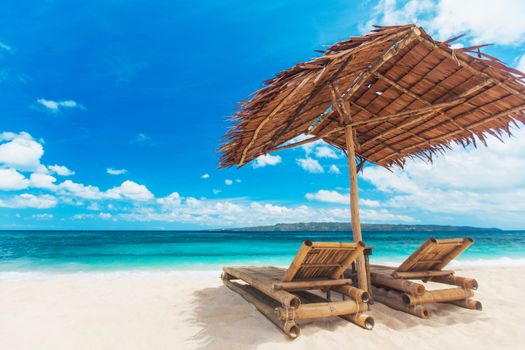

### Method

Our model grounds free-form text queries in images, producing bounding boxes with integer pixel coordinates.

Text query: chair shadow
[369,301,487,331]
[189,284,359,349]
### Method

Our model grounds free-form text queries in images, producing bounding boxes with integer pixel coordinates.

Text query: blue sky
[1,0,524,230]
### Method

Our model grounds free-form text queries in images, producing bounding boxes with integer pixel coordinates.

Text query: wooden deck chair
[221,240,373,339]
[370,237,481,318]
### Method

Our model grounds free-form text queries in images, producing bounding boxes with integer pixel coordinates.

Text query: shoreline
[2,255,525,281]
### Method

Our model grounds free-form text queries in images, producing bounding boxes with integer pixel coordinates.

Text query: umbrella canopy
[218,24,525,291]
[219,24,525,169]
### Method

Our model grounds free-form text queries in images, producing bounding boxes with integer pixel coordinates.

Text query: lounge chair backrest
[282,240,365,282]
[396,237,473,272]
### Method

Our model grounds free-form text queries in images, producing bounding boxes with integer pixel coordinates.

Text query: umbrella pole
[345,124,368,292]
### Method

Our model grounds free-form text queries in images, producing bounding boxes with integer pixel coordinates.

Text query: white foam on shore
[1,257,525,281]
[372,256,525,269]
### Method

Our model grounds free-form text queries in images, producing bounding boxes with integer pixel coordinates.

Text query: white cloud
[107,168,128,175]
[118,195,413,226]
[106,180,154,201]
[99,212,112,219]
[157,192,181,207]
[306,190,347,204]
[0,194,57,209]
[0,168,29,190]
[32,213,53,220]
[201,173,210,179]
[315,146,340,159]
[225,179,233,185]
[71,213,94,220]
[48,164,75,176]
[361,128,525,226]
[430,0,525,45]
[365,0,525,45]
[518,54,525,73]
[235,179,241,183]
[252,154,282,168]
[363,0,435,31]
[87,202,101,211]
[0,42,13,53]
[296,157,324,173]
[29,173,57,190]
[58,180,104,200]
[36,99,83,113]
[329,164,341,175]
[0,132,44,171]
[212,189,221,195]
[135,133,151,143]
[360,199,381,208]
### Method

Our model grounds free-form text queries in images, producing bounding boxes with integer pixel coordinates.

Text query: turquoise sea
[1,230,524,274]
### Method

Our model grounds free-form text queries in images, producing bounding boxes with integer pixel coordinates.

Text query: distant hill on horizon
[212,222,502,232]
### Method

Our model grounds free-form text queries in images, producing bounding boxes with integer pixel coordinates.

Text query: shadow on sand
[189,284,486,349]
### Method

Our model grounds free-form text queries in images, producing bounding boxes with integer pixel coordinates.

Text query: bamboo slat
[276,300,367,320]
[402,287,475,305]
[396,238,438,272]
[372,287,430,318]
[446,298,482,311]
[223,266,301,307]
[282,240,313,282]
[393,270,454,279]
[430,274,478,290]
[272,278,353,291]
[370,271,426,295]
[433,238,473,270]
[330,241,366,279]
[296,291,374,329]
[331,285,370,303]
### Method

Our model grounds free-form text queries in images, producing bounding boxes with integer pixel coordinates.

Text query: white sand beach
[0,267,523,350]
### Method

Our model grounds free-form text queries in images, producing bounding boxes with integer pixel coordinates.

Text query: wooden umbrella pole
[345,124,368,292]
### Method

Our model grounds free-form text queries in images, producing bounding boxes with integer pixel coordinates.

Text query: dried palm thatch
[219,24,525,169]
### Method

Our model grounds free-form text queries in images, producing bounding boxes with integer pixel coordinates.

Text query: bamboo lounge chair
[370,237,481,318]
[221,240,373,339]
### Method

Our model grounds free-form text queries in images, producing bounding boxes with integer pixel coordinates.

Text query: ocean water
[0,230,524,275]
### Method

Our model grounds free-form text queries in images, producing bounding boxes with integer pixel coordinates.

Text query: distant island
[212,222,502,232]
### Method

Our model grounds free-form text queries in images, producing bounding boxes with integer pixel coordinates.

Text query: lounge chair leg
[222,279,301,339]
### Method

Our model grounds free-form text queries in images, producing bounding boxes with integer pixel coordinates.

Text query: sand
[0,267,523,350]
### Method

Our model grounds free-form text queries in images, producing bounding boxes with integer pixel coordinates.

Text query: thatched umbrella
[219,24,525,292]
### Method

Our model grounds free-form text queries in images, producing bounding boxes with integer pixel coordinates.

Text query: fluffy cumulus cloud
[119,194,413,226]
[48,165,75,176]
[314,146,340,159]
[36,99,83,113]
[0,132,44,172]
[252,154,282,168]
[0,131,157,212]
[361,129,525,227]
[225,179,233,185]
[296,157,324,173]
[306,190,347,204]
[29,173,57,190]
[106,180,154,201]
[329,164,341,175]
[364,0,525,45]
[0,194,57,209]
[0,168,29,190]
[201,173,210,179]
[107,168,128,175]
[305,189,383,208]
